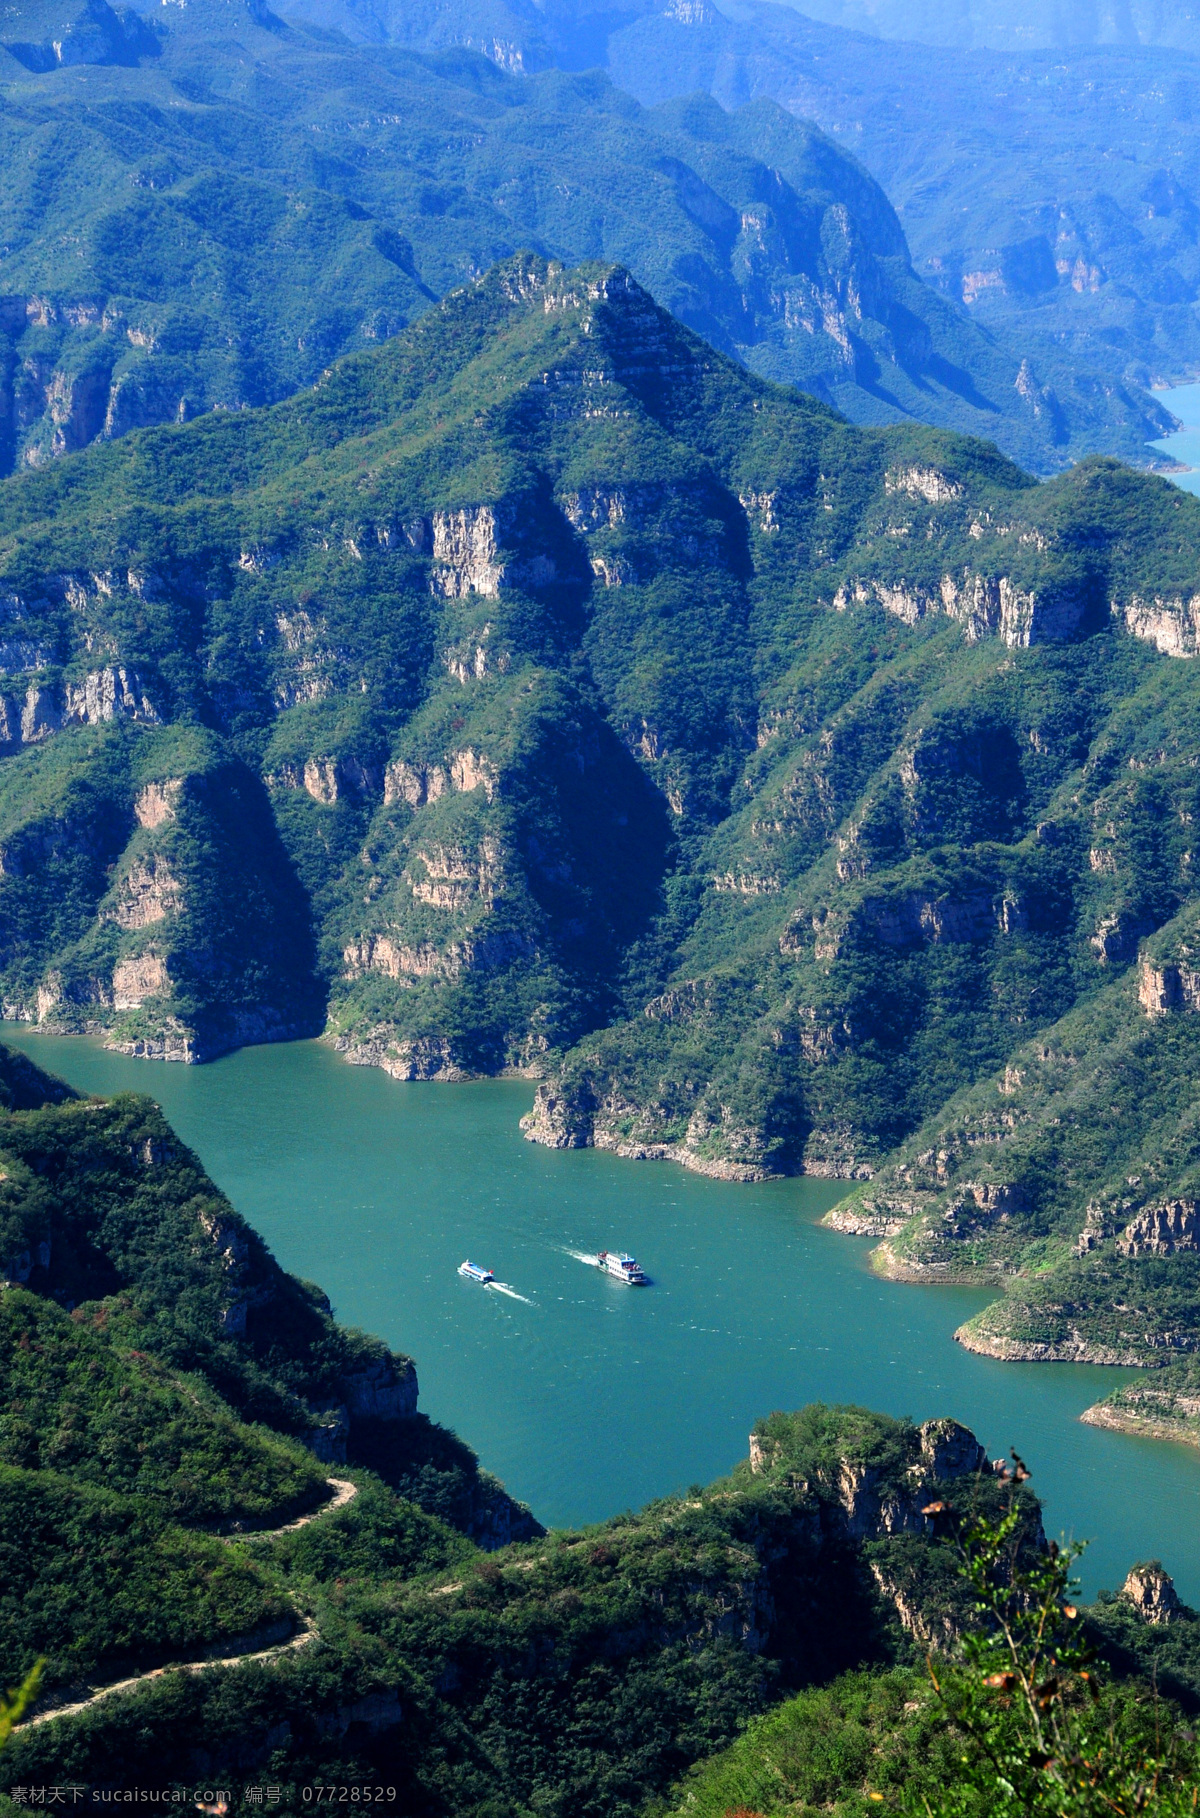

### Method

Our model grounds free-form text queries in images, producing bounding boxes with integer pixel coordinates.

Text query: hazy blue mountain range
[0,0,1174,474]
[317,0,1200,410]
[761,0,1200,53]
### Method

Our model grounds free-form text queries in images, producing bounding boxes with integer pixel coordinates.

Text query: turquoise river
[4,1026,1199,1604]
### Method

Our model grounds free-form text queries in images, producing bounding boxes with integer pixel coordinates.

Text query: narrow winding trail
[224,1475,358,1543]
[21,1479,359,1731]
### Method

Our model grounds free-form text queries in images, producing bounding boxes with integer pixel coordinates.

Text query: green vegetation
[0,1663,41,1754]
[0,1042,1195,1812]
[0,1462,291,1690]
[1082,1357,1200,1446]
[0,1289,323,1526]
[0,1037,534,1704]
[1,250,1200,1372]
[0,0,1123,477]
[657,1475,1200,1817]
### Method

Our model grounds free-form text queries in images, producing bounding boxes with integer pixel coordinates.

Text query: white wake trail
[562,1248,600,1267]
[488,1282,533,1304]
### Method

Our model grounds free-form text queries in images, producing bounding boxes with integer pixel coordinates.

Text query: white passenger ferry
[596,1250,650,1285]
[458,1260,495,1284]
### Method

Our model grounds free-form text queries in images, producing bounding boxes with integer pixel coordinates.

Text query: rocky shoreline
[953,1324,1147,1365]
[1080,1391,1200,1446]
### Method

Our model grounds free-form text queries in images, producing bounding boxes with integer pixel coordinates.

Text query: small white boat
[596,1250,650,1285]
[458,1260,495,1283]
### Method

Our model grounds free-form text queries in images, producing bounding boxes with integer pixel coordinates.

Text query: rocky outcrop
[884,466,963,504]
[343,936,449,982]
[385,760,448,807]
[1139,956,1200,1014]
[269,756,379,804]
[450,749,499,799]
[1118,593,1200,658]
[520,1082,596,1149]
[1081,1389,1200,1443]
[1,1,158,75]
[823,1197,919,1236]
[1092,911,1149,965]
[46,367,112,456]
[341,1356,419,1422]
[750,1416,986,1534]
[109,856,183,929]
[302,1354,419,1464]
[804,886,1007,959]
[939,1180,1029,1236]
[111,950,171,1009]
[337,1031,468,1082]
[199,1209,248,1273]
[955,1325,1149,1365]
[1117,1199,1200,1257]
[0,668,158,746]
[384,749,499,809]
[833,570,1077,648]
[801,1126,876,1180]
[431,507,506,598]
[407,839,503,909]
[521,1081,781,1179]
[1121,1564,1184,1624]
[65,667,159,726]
[106,1021,196,1062]
[134,780,182,828]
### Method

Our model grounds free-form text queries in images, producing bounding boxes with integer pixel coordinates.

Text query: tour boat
[458,1260,495,1283]
[596,1250,650,1285]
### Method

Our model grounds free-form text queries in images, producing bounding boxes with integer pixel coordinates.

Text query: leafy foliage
[917,1468,1200,1815]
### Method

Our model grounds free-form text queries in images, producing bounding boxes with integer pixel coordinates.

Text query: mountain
[760,0,1200,52]
[0,0,1172,474]
[4,253,1200,1390]
[3,1040,1198,1805]
[343,0,1200,421]
[590,3,1200,398]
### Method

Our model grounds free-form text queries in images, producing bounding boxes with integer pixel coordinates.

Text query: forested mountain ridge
[7,255,1200,1393]
[350,0,1200,417]
[0,0,1171,473]
[0,253,1189,1069]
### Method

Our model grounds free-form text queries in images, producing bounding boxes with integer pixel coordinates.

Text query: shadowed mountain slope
[320,0,1200,421]
[0,0,1169,474]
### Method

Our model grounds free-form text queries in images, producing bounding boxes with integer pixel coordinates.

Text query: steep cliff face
[3,254,1200,1084]
[0,728,322,1061]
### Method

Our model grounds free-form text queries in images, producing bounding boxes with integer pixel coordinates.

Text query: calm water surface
[1149,381,1200,494]
[7,1028,1200,1602]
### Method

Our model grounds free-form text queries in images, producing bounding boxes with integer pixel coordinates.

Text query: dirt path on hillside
[21,1479,358,1731]
[223,1475,358,1543]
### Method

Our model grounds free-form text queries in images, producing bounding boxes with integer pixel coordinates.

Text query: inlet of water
[1149,380,1200,494]
[6,1027,1198,1603]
